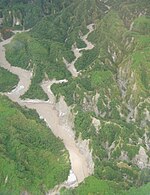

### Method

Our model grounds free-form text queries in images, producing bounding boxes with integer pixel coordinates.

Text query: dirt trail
[0,27,94,193]
[63,24,95,77]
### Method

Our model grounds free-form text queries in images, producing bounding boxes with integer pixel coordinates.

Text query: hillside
[0,95,70,194]
[0,0,150,194]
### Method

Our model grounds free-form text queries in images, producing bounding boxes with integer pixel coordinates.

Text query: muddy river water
[0,25,95,191]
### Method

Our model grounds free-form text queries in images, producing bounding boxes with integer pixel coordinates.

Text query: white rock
[66,170,77,186]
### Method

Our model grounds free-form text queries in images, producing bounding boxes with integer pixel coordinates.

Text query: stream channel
[0,24,95,193]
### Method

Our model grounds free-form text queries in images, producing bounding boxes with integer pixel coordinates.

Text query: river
[0,25,95,193]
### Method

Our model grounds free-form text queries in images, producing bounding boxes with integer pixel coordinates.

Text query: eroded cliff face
[63,1,150,185]
[1,0,150,189]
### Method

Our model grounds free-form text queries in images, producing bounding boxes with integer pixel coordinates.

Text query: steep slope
[0,66,19,92]
[49,2,150,189]
[0,26,94,189]
[0,0,150,194]
[0,95,70,194]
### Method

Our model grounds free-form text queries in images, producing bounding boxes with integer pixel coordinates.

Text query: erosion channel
[0,25,95,192]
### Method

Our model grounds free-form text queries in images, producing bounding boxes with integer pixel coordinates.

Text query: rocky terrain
[0,0,150,194]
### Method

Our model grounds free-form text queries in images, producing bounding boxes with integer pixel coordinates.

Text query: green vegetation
[61,178,150,195]
[74,110,92,138]
[0,67,19,92]
[50,0,150,191]
[73,176,119,195]
[121,183,150,195]
[0,29,14,40]
[0,0,150,194]
[0,95,70,194]
[133,16,150,35]
[5,27,72,99]
[61,176,121,195]
[91,70,113,89]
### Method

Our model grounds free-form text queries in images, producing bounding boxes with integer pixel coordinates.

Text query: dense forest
[0,0,150,194]
[0,95,70,194]
[0,67,19,92]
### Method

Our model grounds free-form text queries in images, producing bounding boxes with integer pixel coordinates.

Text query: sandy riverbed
[0,26,94,191]
[63,24,95,77]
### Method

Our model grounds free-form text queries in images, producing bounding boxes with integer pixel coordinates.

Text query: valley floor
[0,26,95,192]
